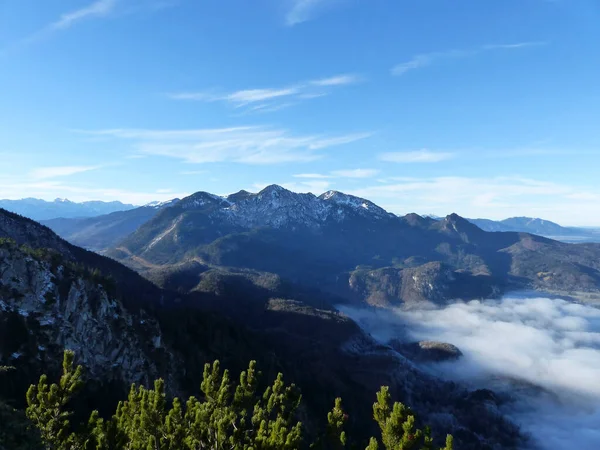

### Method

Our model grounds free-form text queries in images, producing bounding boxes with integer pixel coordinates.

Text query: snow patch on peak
[321,190,338,201]
[179,192,231,209]
[319,191,389,218]
[145,199,180,209]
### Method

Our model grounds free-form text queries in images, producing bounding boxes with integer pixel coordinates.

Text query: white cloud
[330,168,379,178]
[225,88,300,104]
[310,74,363,86]
[50,0,118,30]
[294,168,379,179]
[378,150,454,163]
[79,126,371,165]
[293,173,332,179]
[392,42,547,76]
[340,295,600,450]
[482,41,548,50]
[392,54,438,76]
[167,73,361,113]
[180,170,208,176]
[285,0,325,25]
[29,165,101,179]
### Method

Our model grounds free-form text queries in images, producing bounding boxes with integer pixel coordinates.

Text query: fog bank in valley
[340,295,600,450]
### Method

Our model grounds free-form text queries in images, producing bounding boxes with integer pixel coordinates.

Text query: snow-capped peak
[54,198,74,204]
[171,185,393,229]
[144,199,180,209]
[319,190,390,218]
[178,192,231,209]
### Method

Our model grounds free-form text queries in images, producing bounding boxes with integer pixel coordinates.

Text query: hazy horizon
[3,186,600,228]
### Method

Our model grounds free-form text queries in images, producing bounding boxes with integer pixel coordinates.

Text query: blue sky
[1,0,599,225]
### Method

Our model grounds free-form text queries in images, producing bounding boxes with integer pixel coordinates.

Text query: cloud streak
[78,127,371,165]
[285,0,327,25]
[29,165,101,180]
[50,0,118,30]
[294,168,379,179]
[379,150,454,163]
[167,73,362,113]
[392,41,547,76]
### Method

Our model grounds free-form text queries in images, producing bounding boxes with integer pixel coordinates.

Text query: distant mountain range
[8,195,600,245]
[0,198,136,221]
[41,199,179,251]
[466,217,600,243]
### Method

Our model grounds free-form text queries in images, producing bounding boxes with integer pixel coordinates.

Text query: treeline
[7,352,453,449]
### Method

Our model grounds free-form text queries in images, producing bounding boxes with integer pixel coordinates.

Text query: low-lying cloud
[340,295,600,450]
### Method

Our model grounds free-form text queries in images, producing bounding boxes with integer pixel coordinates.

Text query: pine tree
[25,350,83,450]
[368,386,452,450]
[326,398,347,450]
[22,352,453,450]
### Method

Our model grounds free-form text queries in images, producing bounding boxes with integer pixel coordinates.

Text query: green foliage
[25,350,83,450]
[21,352,452,450]
[368,386,452,450]
[324,397,347,450]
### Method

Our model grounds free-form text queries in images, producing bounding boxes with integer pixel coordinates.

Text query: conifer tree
[25,350,83,450]
[326,398,347,450]
[21,352,453,450]
[368,386,453,450]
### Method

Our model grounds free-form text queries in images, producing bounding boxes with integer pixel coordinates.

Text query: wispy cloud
[392,41,547,76]
[482,41,548,50]
[180,170,208,176]
[310,74,363,86]
[293,168,379,180]
[378,150,454,163]
[349,176,600,226]
[78,127,371,165]
[167,73,362,113]
[331,168,379,178]
[285,0,326,26]
[29,165,101,179]
[50,0,118,30]
[293,173,332,179]
[3,0,173,53]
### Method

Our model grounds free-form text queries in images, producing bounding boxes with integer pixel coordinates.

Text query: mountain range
[0,205,523,449]
[0,198,135,221]
[4,194,598,248]
[99,185,600,306]
[4,185,600,448]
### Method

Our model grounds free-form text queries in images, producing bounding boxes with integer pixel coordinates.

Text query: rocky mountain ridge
[108,185,600,307]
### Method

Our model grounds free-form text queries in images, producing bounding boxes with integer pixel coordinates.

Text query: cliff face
[346,262,500,307]
[0,240,177,391]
